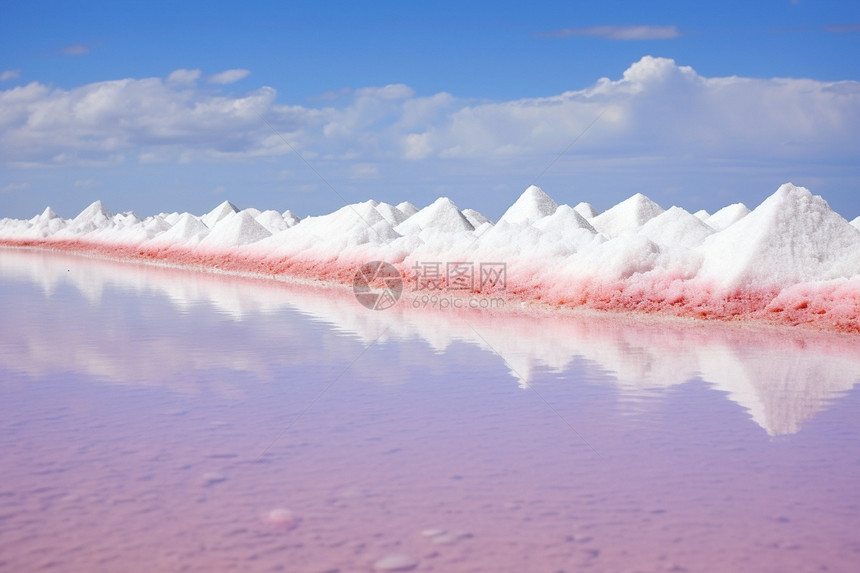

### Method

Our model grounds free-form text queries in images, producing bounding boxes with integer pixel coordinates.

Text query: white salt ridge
[850,216,860,231]
[265,200,400,251]
[394,197,474,235]
[706,203,750,232]
[697,183,860,287]
[201,211,271,247]
[497,184,558,226]
[1,183,859,312]
[693,209,710,221]
[589,193,664,237]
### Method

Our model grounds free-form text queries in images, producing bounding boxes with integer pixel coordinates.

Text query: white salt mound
[850,216,860,232]
[255,210,291,233]
[281,200,400,247]
[200,200,238,228]
[573,201,598,219]
[697,183,860,287]
[462,208,491,228]
[706,203,750,232]
[281,210,300,226]
[497,184,558,226]
[693,209,710,221]
[396,201,419,217]
[375,202,410,225]
[201,211,271,247]
[394,197,474,235]
[149,212,209,245]
[589,193,664,237]
[638,206,714,249]
[68,200,114,233]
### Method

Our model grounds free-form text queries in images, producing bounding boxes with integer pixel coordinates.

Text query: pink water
[1,248,859,572]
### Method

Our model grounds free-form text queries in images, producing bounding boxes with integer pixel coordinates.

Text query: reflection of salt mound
[589,193,664,237]
[2,247,856,437]
[698,183,860,287]
[497,184,558,226]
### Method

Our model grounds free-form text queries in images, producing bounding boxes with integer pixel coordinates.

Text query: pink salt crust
[3,236,858,334]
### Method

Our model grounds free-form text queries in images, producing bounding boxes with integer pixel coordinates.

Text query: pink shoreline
[3,237,859,334]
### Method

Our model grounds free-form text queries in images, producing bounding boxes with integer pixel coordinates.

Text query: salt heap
[0,182,858,333]
[589,193,664,237]
[697,183,859,287]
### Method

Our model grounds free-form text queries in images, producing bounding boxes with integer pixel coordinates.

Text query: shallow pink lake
[1,248,859,572]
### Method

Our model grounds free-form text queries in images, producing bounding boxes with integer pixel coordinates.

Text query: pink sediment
[3,237,858,334]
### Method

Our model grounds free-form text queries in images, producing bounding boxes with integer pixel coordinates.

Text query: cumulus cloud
[539,25,681,40]
[209,69,251,84]
[1,70,20,82]
[1,57,858,180]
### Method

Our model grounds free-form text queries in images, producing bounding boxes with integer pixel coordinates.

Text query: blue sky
[1,0,859,220]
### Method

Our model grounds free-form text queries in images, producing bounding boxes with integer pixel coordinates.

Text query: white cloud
[208,69,251,85]
[540,25,681,40]
[60,44,91,56]
[1,57,858,186]
[167,69,202,85]
[0,182,30,194]
[1,70,20,82]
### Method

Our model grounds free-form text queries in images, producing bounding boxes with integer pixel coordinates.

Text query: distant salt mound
[200,200,238,229]
[462,208,491,228]
[394,197,474,235]
[282,210,300,227]
[148,213,209,245]
[397,202,419,218]
[201,211,271,247]
[693,209,710,221]
[279,200,400,247]
[698,183,860,287]
[589,193,664,237]
[375,202,410,226]
[573,202,598,219]
[850,216,860,231]
[706,203,750,232]
[497,185,558,226]
[67,200,114,234]
[638,206,714,249]
[255,210,291,233]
